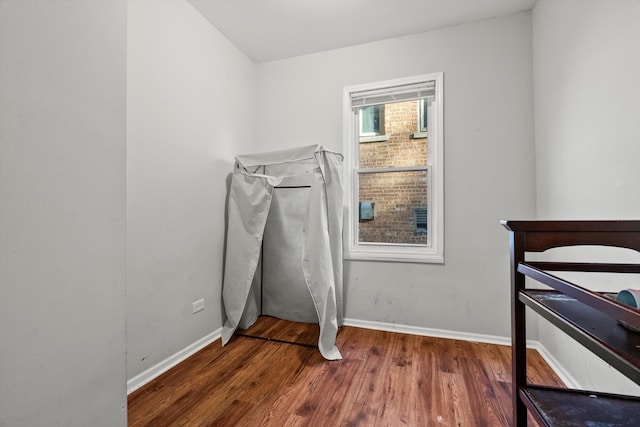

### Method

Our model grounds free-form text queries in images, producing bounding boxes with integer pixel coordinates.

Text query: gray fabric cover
[221,145,343,360]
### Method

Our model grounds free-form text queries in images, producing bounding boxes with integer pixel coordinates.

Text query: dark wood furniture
[502,220,640,426]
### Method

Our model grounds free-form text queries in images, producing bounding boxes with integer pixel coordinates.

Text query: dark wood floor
[128,316,564,426]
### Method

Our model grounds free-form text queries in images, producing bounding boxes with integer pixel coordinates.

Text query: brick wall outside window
[358,100,428,244]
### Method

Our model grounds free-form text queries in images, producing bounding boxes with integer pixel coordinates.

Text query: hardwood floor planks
[459,352,507,426]
[128,316,564,426]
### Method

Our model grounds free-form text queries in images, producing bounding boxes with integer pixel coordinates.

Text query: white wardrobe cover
[221,145,343,360]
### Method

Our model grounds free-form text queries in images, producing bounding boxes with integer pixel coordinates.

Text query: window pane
[360,105,382,135]
[358,170,428,245]
[359,99,427,168]
[419,98,428,132]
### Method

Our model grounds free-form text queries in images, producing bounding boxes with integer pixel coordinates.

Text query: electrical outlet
[192,299,204,314]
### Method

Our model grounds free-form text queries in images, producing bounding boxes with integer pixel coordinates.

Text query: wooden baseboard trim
[127,328,221,395]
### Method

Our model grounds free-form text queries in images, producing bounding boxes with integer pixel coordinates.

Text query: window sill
[345,248,444,264]
[359,135,389,143]
[412,131,427,139]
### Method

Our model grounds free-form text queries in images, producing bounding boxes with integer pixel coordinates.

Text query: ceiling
[188,0,536,63]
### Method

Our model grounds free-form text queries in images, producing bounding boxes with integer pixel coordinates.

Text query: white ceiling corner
[187,0,536,63]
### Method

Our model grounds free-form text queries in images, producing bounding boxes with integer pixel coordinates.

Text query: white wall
[0,1,127,426]
[8,1,637,420]
[533,0,640,393]
[256,12,537,339]
[126,0,256,380]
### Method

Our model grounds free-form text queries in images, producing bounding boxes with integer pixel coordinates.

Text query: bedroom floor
[128,316,562,426]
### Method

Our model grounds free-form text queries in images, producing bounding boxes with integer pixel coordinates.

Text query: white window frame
[342,72,444,263]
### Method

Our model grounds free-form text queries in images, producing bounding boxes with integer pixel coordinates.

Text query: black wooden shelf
[502,220,640,426]
[520,290,640,384]
[521,385,640,427]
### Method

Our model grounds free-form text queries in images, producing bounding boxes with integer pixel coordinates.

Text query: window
[419,98,428,132]
[343,73,444,263]
[413,98,428,139]
[360,105,384,136]
[359,105,388,143]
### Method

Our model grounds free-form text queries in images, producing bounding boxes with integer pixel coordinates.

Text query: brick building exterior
[358,100,429,245]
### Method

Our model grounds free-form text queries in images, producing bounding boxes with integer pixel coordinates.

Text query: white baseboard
[343,317,577,386]
[528,341,581,389]
[127,328,221,395]
[343,317,513,346]
[127,320,576,395]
